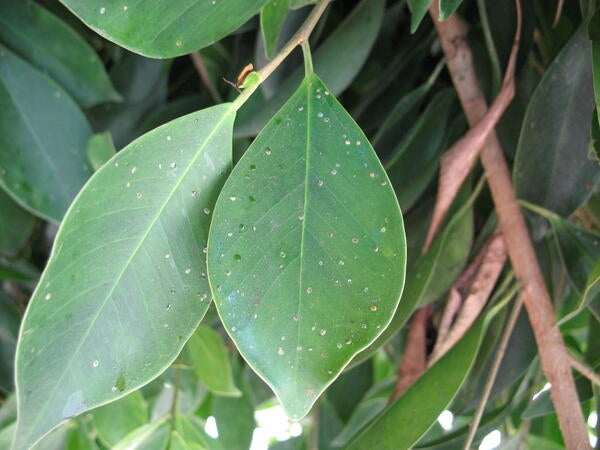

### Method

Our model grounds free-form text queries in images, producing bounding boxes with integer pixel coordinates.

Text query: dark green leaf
[0,0,120,107]
[0,292,20,394]
[346,320,485,449]
[593,41,600,126]
[0,188,35,256]
[514,27,599,217]
[86,133,116,171]
[92,391,148,447]
[439,0,463,21]
[58,0,269,58]
[208,73,406,419]
[407,0,434,33]
[235,0,385,137]
[0,45,92,221]
[261,0,291,58]
[185,325,241,397]
[13,105,235,450]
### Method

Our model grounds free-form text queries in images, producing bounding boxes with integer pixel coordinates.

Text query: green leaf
[350,182,475,366]
[385,89,457,211]
[58,0,268,58]
[0,188,35,256]
[346,319,485,449]
[514,27,599,217]
[594,41,600,127]
[407,0,434,33]
[13,105,235,450]
[235,0,385,137]
[439,0,463,20]
[0,292,20,394]
[208,73,406,419]
[261,0,291,59]
[92,391,148,447]
[0,0,120,107]
[211,359,256,450]
[185,325,241,397]
[87,133,116,172]
[112,418,170,450]
[0,45,92,222]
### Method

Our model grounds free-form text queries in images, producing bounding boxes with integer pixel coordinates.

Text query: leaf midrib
[16,106,234,447]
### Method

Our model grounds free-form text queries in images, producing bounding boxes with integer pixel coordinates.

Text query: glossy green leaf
[13,105,235,450]
[87,133,116,171]
[208,73,406,419]
[0,45,92,222]
[385,89,457,211]
[350,182,475,366]
[0,0,119,107]
[112,418,170,450]
[58,0,268,58]
[235,0,385,137]
[261,0,291,58]
[514,27,599,217]
[439,0,463,20]
[407,0,434,33]
[0,188,35,256]
[92,391,148,447]
[346,319,485,449]
[185,325,241,397]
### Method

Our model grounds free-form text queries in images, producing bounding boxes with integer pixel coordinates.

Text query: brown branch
[429,2,591,448]
[422,0,521,253]
[390,306,431,402]
[464,288,526,450]
[568,353,600,387]
[429,230,507,365]
[190,51,223,103]
[552,0,564,28]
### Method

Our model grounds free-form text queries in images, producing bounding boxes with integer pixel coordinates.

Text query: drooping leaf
[0,188,35,256]
[235,0,385,137]
[0,0,120,107]
[513,27,599,217]
[261,0,292,58]
[57,0,269,58]
[407,0,434,33]
[0,45,92,221]
[86,133,116,171]
[346,319,485,449]
[185,325,241,397]
[92,391,148,447]
[208,73,406,419]
[13,105,235,450]
[438,0,463,20]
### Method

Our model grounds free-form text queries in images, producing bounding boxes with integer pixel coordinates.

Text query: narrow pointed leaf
[58,0,269,58]
[439,0,463,20]
[346,319,485,450]
[208,74,406,419]
[0,0,120,107]
[513,27,598,217]
[261,0,291,58]
[185,325,241,397]
[407,0,434,33]
[0,45,92,221]
[14,105,235,450]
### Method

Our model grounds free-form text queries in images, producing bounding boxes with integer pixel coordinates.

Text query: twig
[390,306,431,402]
[429,230,507,365]
[429,2,591,448]
[552,0,564,28]
[464,289,525,450]
[568,353,600,387]
[422,0,522,252]
[190,51,223,103]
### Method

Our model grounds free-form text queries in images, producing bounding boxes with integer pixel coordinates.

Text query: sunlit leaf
[261,0,291,58]
[86,133,116,172]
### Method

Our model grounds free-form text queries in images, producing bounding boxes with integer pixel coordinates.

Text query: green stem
[301,41,314,76]
[232,0,331,111]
